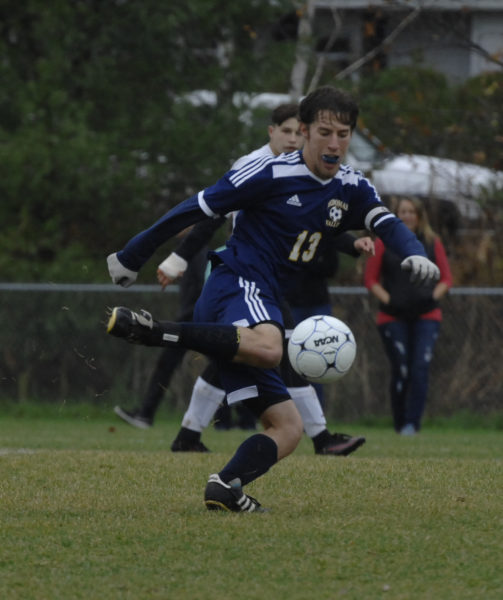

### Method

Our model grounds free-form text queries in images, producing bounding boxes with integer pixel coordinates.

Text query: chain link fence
[1,284,501,422]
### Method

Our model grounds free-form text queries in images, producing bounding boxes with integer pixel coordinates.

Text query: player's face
[397,199,419,232]
[268,117,303,156]
[300,110,352,179]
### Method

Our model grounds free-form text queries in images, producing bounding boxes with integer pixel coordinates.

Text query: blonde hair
[392,196,437,245]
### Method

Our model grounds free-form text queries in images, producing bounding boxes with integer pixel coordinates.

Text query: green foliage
[352,66,503,170]
[1,0,294,282]
[455,72,503,169]
[355,66,452,155]
[3,3,503,284]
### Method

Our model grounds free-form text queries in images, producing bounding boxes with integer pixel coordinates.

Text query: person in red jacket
[364,197,452,435]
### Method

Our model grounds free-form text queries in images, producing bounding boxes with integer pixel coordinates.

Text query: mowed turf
[0,412,501,600]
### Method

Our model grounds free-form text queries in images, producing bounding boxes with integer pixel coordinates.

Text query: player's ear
[299,122,309,139]
[268,124,274,139]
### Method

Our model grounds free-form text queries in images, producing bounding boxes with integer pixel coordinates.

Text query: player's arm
[108,164,271,287]
[364,204,439,283]
[174,217,227,261]
[157,217,227,287]
[332,232,360,257]
[108,195,215,287]
[333,232,374,257]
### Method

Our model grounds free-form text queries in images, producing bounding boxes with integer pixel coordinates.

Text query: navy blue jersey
[117,150,425,296]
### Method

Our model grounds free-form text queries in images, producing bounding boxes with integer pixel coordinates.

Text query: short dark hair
[271,103,299,126]
[299,86,359,130]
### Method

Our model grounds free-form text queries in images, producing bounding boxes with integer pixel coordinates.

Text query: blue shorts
[193,264,290,406]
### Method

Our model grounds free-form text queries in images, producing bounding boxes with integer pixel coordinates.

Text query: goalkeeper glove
[107,253,138,287]
[400,255,440,284]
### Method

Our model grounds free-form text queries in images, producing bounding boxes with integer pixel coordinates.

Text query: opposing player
[106,86,439,512]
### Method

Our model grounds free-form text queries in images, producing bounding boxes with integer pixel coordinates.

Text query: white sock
[288,385,327,438]
[181,376,226,433]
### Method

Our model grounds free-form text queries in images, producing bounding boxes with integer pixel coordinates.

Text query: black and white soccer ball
[287,315,357,383]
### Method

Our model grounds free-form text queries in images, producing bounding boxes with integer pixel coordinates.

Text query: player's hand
[157,252,188,290]
[400,255,440,284]
[354,236,375,256]
[107,253,138,287]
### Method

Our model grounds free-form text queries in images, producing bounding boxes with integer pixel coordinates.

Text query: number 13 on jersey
[288,230,322,264]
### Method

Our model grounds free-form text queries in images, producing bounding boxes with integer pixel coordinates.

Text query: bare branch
[451,30,503,70]
[307,8,342,93]
[289,1,316,100]
[334,7,422,81]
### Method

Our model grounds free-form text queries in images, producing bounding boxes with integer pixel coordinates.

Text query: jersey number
[288,230,322,264]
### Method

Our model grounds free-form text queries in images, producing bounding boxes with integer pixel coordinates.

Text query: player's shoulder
[229,148,302,188]
[336,163,369,186]
[231,143,273,171]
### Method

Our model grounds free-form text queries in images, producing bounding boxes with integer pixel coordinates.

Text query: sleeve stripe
[230,155,276,187]
[373,213,395,228]
[364,205,391,230]
[198,191,219,217]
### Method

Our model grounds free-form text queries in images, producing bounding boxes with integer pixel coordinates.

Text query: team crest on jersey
[326,198,348,228]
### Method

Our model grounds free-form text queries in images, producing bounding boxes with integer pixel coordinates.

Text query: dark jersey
[117,150,426,297]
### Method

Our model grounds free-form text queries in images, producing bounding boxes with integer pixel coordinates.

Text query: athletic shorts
[193,264,290,409]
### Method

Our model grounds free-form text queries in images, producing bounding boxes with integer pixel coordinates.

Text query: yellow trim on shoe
[205,500,233,512]
[106,307,118,334]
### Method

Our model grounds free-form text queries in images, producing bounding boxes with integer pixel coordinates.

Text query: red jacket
[364,236,452,325]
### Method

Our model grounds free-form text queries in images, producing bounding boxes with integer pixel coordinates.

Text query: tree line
[2,1,502,284]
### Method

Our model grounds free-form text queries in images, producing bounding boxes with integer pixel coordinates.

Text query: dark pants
[378,319,440,432]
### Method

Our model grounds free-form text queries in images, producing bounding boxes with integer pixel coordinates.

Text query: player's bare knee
[279,409,303,442]
[258,345,283,368]
[243,341,282,368]
[290,415,304,442]
[244,323,283,367]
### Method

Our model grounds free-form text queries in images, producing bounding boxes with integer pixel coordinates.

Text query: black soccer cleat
[171,438,210,453]
[204,474,267,513]
[106,306,160,346]
[316,432,366,456]
[114,406,153,429]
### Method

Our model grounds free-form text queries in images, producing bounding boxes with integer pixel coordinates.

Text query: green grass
[0,409,502,600]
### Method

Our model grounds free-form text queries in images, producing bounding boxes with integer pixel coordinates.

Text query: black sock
[219,433,278,487]
[158,321,240,361]
[312,429,331,452]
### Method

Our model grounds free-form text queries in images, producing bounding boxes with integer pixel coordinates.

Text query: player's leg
[203,354,302,512]
[106,266,284,369]
[204,399,303,513]
[171,362,225,452]
[107,306,282,367]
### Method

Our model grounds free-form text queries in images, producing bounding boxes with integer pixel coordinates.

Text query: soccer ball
[287,315,357,383]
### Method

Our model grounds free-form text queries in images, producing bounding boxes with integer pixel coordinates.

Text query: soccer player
[160,104,369,456]
[117,103,369,456]
[106,86,439,512]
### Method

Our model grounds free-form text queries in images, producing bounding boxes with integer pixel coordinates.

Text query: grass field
[0,406,502,600]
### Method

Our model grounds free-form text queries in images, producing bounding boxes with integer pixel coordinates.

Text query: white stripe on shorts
[227,385,259,405]
[239,277,269,323]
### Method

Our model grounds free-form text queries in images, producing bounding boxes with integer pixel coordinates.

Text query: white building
[312,0,503,81]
